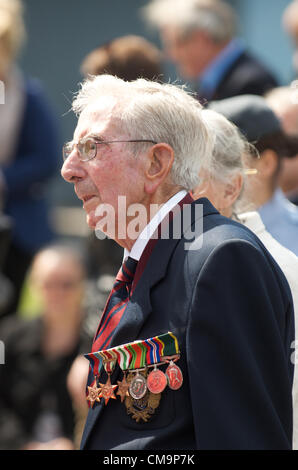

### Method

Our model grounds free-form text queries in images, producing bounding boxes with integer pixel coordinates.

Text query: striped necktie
[91,256,138,354]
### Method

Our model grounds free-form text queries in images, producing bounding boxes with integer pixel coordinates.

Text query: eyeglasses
[42,280,82,290]
[62,137,157,162]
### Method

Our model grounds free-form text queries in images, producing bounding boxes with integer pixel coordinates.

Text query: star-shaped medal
[86,381,101,407]
[116,374,130,402]
[99,374,118,405]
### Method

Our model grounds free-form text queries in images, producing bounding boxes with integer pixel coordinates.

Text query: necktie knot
[116,256,138,284]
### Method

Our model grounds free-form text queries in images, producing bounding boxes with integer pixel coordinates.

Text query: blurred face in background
[283,1,298,73]
[279,156,298,194]
[31,250,85,322]
[161,27,217,79]
[274,104,298,195]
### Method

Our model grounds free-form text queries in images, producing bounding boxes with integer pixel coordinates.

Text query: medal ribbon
[145,337,161,364]
[120,344,132,371]
[84,352,103,378]
[153,335,164,356]
[127,341,147,369]
[158,332,179,356]
[139,341,147,368]
[114,345,127,371]
[123,344,133,370]
[87,331,180,371]
[102,350,116,374]
[127,343,138,370]
[168,332,180,354]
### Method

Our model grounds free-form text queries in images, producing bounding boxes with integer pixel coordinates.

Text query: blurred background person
[283,0,298,77]
[142,0,278,102]
[81,34,163,82]
[192,108,298,448]
[0,244,90,450]
[209,94,298,256]
[266,86,298,205]
[0,205,13,316]
[0,0,60,317]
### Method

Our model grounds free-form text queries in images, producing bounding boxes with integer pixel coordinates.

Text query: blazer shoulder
[215,50,278,98]
[177,213,290,296]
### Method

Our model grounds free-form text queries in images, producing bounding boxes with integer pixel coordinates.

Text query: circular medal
[166,362,183,390]
[129,372,147,399]
[147,368,167,394]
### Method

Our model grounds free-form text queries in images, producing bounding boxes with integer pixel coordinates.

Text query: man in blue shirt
[143,0,277,101]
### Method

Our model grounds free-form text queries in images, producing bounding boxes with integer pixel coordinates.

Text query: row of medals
[87,356,183,422]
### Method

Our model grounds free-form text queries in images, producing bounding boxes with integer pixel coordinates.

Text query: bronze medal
[86,381,101,407]
[125,371,161,422]
[98,374,118,405]
[116,373,130,402]
[147,368,167,394]
[165,362,183,390]
[129,370,147,399]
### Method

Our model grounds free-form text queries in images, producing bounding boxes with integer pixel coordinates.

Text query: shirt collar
[123,189,187,262]
[198,38,245,99]
[238,211,265,235]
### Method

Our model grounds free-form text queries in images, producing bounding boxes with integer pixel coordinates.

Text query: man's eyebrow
[87,133,105,142]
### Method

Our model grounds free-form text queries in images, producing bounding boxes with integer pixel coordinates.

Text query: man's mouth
[82,195,94,203]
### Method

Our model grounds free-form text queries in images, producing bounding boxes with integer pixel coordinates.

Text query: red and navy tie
[91,256,138,354]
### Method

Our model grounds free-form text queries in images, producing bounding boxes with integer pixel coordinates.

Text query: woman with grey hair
[193,108,298,449]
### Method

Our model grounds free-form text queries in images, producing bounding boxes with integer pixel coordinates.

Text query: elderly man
[143,0,277,101]
[61,75,294,450]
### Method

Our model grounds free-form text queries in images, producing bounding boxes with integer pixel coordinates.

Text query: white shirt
[239,210,298,449]
[124,190,187,262]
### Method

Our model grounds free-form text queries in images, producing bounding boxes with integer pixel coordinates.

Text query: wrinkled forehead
[161,25,190,44]
[32,251,84,281]
[73,95,120,140]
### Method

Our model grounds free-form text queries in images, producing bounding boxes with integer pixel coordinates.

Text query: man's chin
[86,212,97,230]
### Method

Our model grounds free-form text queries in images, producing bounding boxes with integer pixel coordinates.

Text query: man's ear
[221,174,243,210]
[258,149,279,179]
[144,143,174,194]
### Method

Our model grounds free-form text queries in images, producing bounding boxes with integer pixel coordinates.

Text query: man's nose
[61,149,86,183]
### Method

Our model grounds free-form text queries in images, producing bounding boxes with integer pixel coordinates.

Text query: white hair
[200,109,247,182]
[142,0,237,43]
[265,86,298,135]
[72,74,214,190]
[200,109,253,213]
[266,86,298,114]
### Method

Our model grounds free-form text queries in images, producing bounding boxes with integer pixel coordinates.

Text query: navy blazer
[81,198,294,450]
[211,51,278,101]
